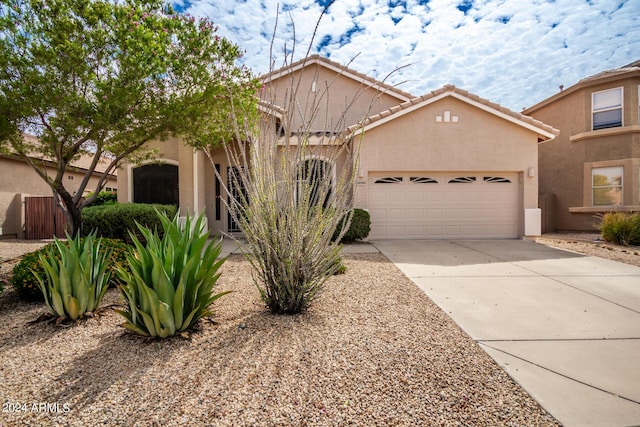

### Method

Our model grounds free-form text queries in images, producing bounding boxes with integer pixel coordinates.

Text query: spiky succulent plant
[33,231,111,321]
[116,211,229,338]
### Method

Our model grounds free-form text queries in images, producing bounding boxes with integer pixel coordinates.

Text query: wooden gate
[24,197,68,239]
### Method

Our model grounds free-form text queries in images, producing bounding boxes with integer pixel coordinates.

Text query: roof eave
[524,68,640,114]
[262,54,414,103]
[347,87,559,141]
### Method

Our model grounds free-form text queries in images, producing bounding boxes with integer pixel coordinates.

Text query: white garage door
[368,172,520,239]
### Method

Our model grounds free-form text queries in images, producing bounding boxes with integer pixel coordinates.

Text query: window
[592,87,622,130]
[484,176,511,183]
[410,177,438,184]
[215,164,221,221]
[374,177,403,184]
[275,118,285,137]
[448,176,476,183]
[592,166,623,206]
[133,164,179,205]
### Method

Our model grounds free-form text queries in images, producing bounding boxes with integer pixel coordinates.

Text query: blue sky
[172,0,639,111]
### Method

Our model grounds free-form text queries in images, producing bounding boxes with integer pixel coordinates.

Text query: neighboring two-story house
[524,60,640,232]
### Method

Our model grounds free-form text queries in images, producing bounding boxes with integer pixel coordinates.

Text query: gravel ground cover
[0,248,559,426]
[534,233,640,267]
[1,232,636,426]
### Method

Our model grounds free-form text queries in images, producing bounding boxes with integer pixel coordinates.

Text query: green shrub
[116,211,229,338]
[333,208,371,242]
[33,232,111,321]
[10,238,130,302]
[82,203,178,244]
[333,259,346,275]
[85,190,118,207]
[598,212,640,246]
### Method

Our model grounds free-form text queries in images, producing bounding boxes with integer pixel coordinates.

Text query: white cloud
[177,0,640,111]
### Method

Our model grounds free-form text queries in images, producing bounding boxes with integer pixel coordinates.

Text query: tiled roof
[0,134,118,176]
[524,59,640,113]
[261,54,415,102]
[577,59,640,84]
[346,84,559,140]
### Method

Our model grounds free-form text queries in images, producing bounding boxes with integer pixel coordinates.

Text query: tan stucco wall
[0,192,22,237]
[118,136,197,214]
[354,96,540,237]
[119,137,244,236]
[118,135,352,237]
[0,155,116,238]
[527,76,640,231]
[266,64,407,133]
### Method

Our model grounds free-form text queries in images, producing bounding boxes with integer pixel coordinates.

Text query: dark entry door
[227,166,246,232]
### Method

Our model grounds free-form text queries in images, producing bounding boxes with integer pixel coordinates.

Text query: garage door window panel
[449,176,476,183]
[484,176,512,183]
[374,177,403,184]
[410,177,438,183]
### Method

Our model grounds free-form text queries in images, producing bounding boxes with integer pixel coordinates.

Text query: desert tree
[0,0,258,236]
[188,3,401,314]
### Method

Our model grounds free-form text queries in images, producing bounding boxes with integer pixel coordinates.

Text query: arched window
[297,158,332,208]
[133,163,179,205]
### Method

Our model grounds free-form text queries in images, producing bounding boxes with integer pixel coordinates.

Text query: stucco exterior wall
[267,64,408,133]
[119,136,197,214]
[1,155,116,238]
[526,75,640,231]
[354,97,539,226]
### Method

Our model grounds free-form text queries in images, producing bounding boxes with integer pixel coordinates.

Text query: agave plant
[116,211,229,338]
[33,231,111,321]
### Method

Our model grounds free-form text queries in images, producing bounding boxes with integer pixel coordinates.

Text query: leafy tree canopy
[0,0,260,235]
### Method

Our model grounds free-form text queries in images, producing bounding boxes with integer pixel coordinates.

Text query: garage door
[367,172,520,239]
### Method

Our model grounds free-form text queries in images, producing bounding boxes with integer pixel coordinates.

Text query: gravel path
[0,251,558,426]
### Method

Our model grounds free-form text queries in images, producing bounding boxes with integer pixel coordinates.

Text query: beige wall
[266,64,408,134]
[119,137,234,236]
[118,135,352,237]
[119,136,198,214]
[355,96,539,214]
[526,75,640,231]
[0,155,117,238]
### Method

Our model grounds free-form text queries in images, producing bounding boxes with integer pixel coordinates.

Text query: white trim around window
[592,87,623,130]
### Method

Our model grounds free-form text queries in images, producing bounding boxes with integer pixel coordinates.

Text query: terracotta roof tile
[262,54,415,101]
[578,59,640,84]
[525,59,640,113]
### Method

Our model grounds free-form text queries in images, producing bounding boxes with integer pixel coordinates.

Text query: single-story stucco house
[118,55,559,240]
[0,134,117,239]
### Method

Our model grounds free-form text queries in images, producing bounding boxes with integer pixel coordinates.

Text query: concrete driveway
[373,239,640,427]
